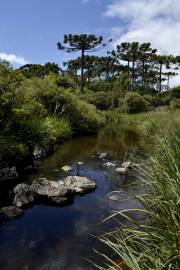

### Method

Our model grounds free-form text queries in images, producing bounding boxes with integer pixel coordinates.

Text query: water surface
[0,127,142,270]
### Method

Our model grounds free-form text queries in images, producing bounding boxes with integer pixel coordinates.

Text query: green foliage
[96,111,180,270]
[56,75,77,88]
[85,90,113,110]
[69,98,104,133]
[40,117,71,144]
[99,128,180,270]
[170,98,180,109]
[119,92,148,113]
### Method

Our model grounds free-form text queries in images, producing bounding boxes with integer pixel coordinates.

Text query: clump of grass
[97,126,180,270]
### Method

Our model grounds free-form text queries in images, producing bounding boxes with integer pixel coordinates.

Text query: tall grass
[97,123,180,270]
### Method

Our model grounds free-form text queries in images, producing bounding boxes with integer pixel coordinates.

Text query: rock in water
[31,178,70,205]
[64,176,96,194]
[99,153,107,159]
[13,183,35,208]
[122,161,132,168]
[77,161,84,165]
[0,166,18,180]
[116,167,128,174]
[103,162,116,168]
[1,206,24,219]
[61,165,72,172]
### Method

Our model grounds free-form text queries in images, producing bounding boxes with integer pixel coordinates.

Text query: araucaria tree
[57,34,105,92]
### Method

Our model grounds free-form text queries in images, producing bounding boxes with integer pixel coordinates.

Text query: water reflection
[0,125,142,270]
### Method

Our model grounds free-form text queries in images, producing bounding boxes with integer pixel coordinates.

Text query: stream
[0,126,143,270]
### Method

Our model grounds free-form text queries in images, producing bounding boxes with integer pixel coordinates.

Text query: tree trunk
[81,49,85,93]
[159,61,162,93]
[167,74,170,90]
[132,59,135,90]
[127,60,130,90]
[142,60,145,89]
[106,61,109,79]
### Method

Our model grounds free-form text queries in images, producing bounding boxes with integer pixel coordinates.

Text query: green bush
[143,94,162,108]
[119,92,148,114]
[170,98,180,109]
[40,117,71,144]
[19,117,71,147]
[85,90,113,110]
[68,97,105,133]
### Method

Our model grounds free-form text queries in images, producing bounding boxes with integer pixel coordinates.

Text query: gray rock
[33,148,46,160]
[99,152,107,159]
[1,206,24,219]
[13,183,35,208]
[122,161,132,168]
[0,166,18,180]
[61,165,72,172]
[64,176,96,194]
[77,161,84,165]
[116,167,128,174]
[31,178,70,205]
[103,162,116,168]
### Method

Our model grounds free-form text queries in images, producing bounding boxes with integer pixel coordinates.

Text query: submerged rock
[116,167,128,174]
[103,162,116,168]
[1,206,24,219]
[64,176,96,194]
[13,183,35,208]
[107,192,122,201]
[61,165,72,172]
[31,178,70,205]
[0,166,18,180]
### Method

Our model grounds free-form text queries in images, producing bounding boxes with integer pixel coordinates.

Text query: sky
[1,0,180,84]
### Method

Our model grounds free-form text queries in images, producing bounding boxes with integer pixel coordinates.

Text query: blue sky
[0,0,120,66]
[1,0,180,86]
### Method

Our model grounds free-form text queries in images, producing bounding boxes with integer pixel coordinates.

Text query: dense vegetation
[97,110,180,270]
[0,33,180,268]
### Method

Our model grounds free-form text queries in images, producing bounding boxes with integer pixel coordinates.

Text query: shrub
[68,98,105,133]
[119,92,148,114]
[40,117,71,144]
[85,90,113,110]
[98,127,180,270]
[170,98,180,109]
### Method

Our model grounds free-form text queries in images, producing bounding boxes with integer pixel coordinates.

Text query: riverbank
[98,110,180,270]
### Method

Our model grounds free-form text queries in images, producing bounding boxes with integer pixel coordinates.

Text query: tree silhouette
[57,34,105,92]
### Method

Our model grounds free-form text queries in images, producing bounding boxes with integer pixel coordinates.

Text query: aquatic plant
[97,127,180,269]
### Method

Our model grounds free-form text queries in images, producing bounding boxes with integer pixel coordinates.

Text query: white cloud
[0,52,28,65]
[105,0,180,54]
[105,0,180,86]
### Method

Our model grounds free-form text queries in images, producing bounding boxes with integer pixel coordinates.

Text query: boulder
[0,166,18,180]
[1,206,24,219]
[13,183,35,208]
[116,167,128,174]
[103,162,116,168]
[31,178,70,205]
[61,165,72,172]
[64,176,96,194]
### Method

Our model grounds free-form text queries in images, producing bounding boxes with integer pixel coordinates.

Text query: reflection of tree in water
[97,124,141,160]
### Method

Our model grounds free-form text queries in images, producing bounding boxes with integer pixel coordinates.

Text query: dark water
[0,126,142,270]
